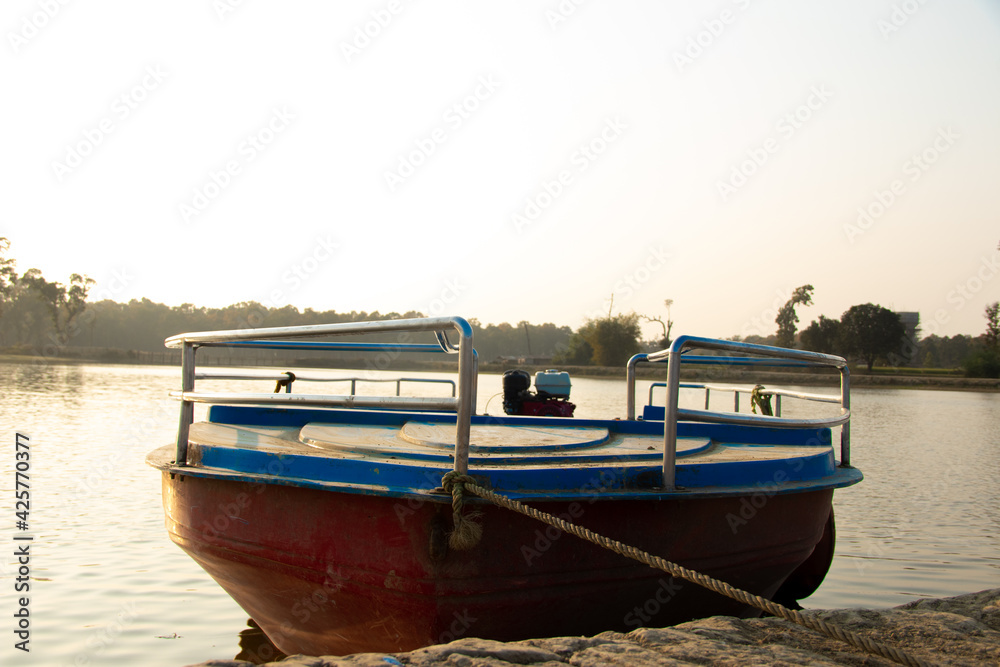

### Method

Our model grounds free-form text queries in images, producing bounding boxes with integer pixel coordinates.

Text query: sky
[3,1,999,342]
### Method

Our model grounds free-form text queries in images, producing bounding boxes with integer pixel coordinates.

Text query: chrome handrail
[646,382,842,415]
[195,371,457,397]
[170,392,457,411]
[627,337,851,490]
[627,353,829,419]
[166,316,476,474]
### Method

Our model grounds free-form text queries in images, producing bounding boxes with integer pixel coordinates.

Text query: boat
[146,315,861,656]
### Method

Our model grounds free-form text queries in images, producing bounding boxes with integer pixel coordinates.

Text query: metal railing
[645,382,842,416]
[195,370,457,397]
[166,320,849,494]
[627,336,851,490]
[165,316,477,474]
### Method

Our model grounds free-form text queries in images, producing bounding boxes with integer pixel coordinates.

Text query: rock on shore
[191,588,1000,667]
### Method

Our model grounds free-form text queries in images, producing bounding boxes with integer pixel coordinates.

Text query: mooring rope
[440,472,936,667]
[442,471,483,550]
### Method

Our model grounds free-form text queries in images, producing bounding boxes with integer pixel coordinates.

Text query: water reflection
[1,360,997,666]
[9,361,86,406]
[236,619,286,664]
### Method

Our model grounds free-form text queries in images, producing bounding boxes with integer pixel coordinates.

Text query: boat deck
[147,407,861,501]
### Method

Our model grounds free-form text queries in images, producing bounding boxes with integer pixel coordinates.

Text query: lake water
[1,361,998,665]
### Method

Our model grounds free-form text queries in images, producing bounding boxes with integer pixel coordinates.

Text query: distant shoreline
[3,351,998,392]
[491,363,1000,392]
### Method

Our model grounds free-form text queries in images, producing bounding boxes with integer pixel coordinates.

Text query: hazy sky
[3,1,999,341]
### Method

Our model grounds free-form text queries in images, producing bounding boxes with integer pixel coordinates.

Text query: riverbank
[190,588,1000,666]
[2,351,998,392]
[498,363,1000,392]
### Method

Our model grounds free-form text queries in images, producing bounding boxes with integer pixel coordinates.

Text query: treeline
[0,238,575,364]
[2,239,997,376]
[737,297,1000,378]
[797,302,999,377]
[1,295,574,366]
[743,328,992,372]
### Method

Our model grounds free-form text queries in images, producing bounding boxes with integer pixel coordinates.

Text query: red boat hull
[163,473,833,656]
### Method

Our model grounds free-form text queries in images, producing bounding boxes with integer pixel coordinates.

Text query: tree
[0,238,17,341]
[65,273,95,332]
[964,302,1000,379]
[838,303,906,371]
[799,315,841,355]
[554,312,641,367]
[919,334,973,369]
[0,238,15,298]
[20,268,61,329]
[963,351,1000,378]
[553,326,594,365]
[775,285,814,348]
[985,302,999,350]
[20,269,95,340]
[641,299,674,349]
[585,312,642,367]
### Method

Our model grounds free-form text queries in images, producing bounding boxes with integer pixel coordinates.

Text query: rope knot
[441,471,476,493]
[441,471,482,550]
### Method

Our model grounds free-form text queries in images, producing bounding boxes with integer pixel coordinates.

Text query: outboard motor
[502,370,532,415]
[502,369,575,417]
